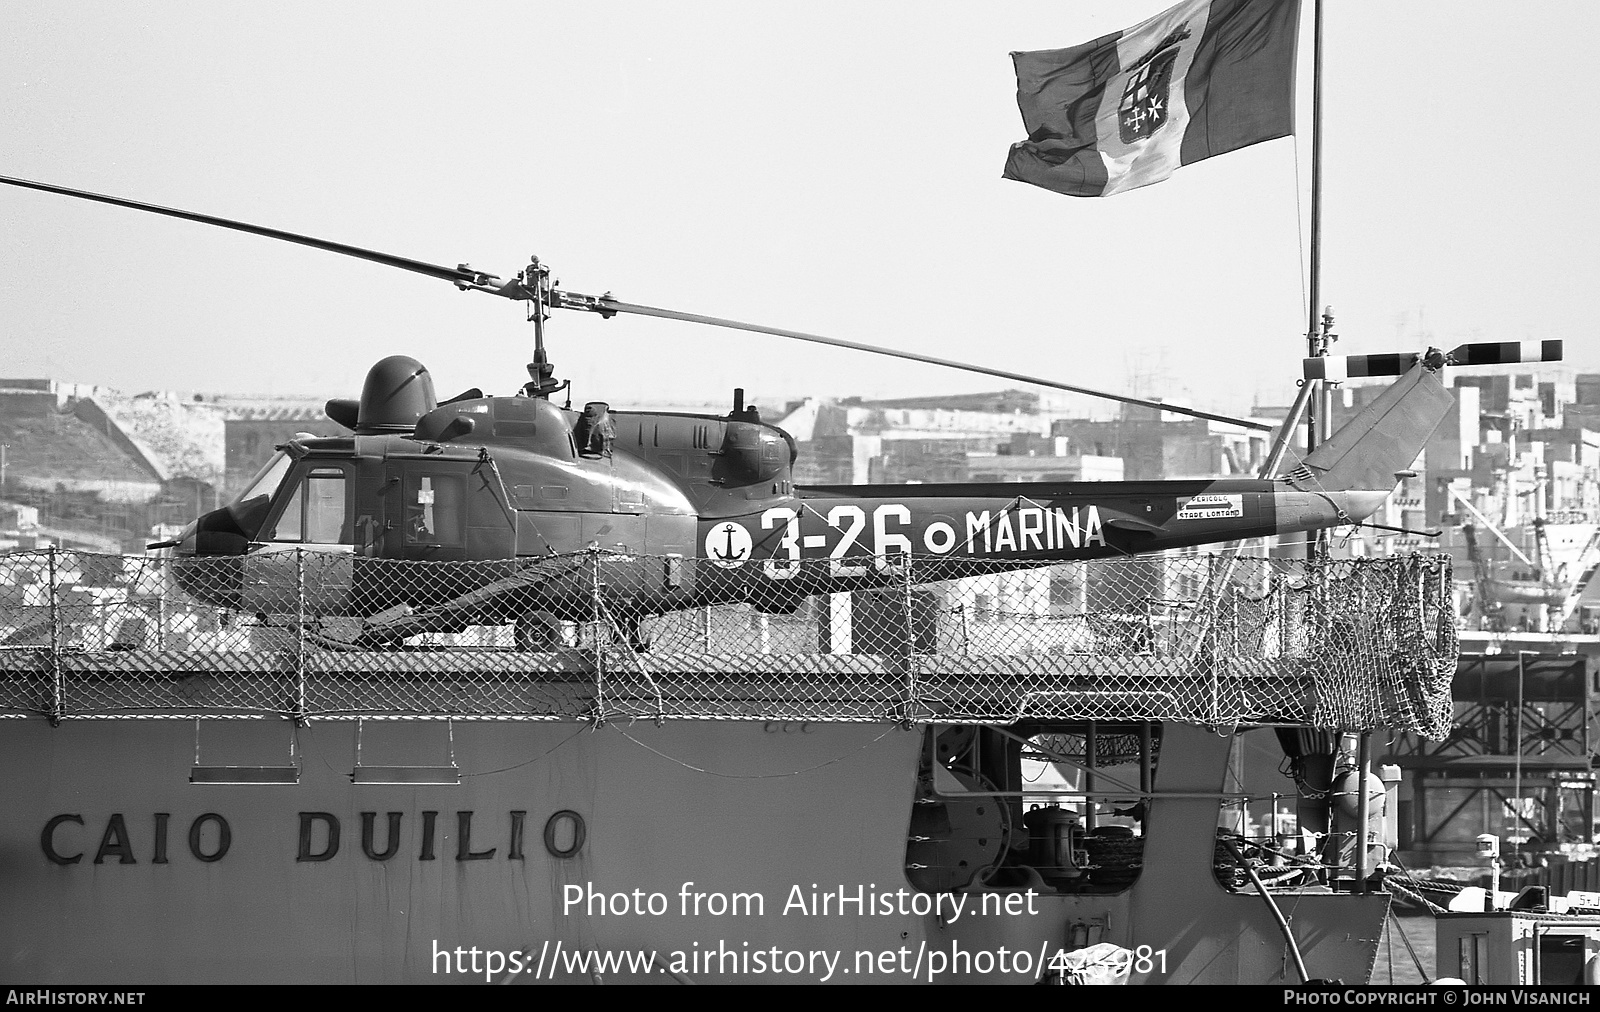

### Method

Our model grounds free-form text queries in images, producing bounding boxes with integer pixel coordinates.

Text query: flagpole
[1305,0,1327,560]
[1303,0,1344,895]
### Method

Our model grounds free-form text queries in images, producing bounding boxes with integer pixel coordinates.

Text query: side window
[304,471,349,544]
[267,468,350,544]
[404,472,464,547]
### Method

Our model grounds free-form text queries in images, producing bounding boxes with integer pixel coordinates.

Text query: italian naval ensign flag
[1004,0,1300,197]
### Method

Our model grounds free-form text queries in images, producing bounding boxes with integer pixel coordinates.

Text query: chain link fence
[0,548,1456,734]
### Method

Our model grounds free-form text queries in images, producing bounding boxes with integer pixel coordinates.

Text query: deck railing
[0,548,1456,734]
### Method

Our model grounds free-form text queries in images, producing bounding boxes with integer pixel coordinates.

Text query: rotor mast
[517,256,568,398]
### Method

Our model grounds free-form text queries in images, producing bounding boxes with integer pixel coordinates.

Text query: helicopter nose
[145,519,197,553]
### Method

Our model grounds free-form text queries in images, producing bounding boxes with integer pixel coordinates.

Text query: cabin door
[240,463,355,614]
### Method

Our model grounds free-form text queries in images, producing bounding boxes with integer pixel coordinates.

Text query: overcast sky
[3,1,1594,418]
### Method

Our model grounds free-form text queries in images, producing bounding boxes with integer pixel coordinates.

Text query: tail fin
[1294,361,1454,491]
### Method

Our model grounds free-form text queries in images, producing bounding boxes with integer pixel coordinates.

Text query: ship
[0,0,1480,983]
[0,544,1456,984]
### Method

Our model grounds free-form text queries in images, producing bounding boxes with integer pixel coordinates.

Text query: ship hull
[0,717,1385,984]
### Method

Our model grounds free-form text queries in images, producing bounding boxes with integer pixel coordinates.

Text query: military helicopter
[0,175,1564,649]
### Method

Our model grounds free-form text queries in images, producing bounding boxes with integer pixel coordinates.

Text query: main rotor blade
[0,174,492,288]
[596,299,1272,431]
[2,173,1270,429]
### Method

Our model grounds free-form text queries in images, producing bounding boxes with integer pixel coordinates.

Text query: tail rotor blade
[1446,340,1563,367]
[1303,353,1420,381]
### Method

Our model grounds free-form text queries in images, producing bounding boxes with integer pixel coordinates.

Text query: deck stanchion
[1355,730,1372,894]
[902,554,918,717]
[293,548,307,723]
[47,545,63,725]
[589,547,605,725]
[155,554,167,651]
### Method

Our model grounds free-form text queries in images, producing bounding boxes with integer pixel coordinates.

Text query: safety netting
[0,548,1456,734]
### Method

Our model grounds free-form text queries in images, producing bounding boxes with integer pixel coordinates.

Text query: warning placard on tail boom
[1175,494,1243,520]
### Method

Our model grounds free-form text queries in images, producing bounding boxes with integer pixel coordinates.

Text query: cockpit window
[267,467,350,544]
[268,482,305,541]
[233,452,293,510]
[224,451,294,540]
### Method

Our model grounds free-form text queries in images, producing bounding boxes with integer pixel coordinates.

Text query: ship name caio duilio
[38,809,585,866]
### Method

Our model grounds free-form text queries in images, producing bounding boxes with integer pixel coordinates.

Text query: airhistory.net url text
[434,937,1062,983]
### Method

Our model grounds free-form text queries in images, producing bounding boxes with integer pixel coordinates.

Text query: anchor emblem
[705,522,753,569]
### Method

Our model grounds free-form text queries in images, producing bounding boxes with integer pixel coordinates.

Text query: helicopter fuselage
[171,389,1384,640]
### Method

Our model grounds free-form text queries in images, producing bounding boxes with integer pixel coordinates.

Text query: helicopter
[0,175,1564,649]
